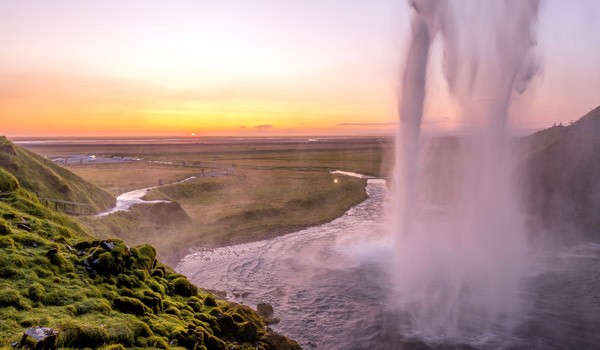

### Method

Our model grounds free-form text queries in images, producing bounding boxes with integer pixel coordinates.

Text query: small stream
[96,176,198,217]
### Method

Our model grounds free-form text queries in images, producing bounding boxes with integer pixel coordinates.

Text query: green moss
[0,236,15,250]
[237,321,260,342]
[73,298,112,315]
[203,295,217,307]
[0,287,30,310]
[113,296,149,316]
[134,244,156,270]
[26,282,46,303]
[100,345,126,350]
[58,320,110,348]
[172,277,198,297]
[0,218,11,235]
[0,168,19,192]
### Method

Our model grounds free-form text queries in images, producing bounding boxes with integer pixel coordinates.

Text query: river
[176,179,600,349]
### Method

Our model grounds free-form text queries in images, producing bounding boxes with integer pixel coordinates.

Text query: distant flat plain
[22,137,392,264]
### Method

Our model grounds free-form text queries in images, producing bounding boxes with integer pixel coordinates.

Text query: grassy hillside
[0,164,299,348]
[522,105,600,238]
[0,137,114,213]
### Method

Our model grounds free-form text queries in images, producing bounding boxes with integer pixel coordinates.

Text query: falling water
[392,0,540,339]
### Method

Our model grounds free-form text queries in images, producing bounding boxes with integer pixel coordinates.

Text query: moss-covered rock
[172,277,198,297]
[113,296,149,316]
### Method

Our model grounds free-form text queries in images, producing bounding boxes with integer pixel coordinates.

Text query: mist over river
[177,179,600,349]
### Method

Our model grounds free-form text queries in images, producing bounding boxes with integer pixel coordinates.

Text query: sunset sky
[1,0,599,137]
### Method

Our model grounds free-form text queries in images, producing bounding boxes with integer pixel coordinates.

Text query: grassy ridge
[0,166,300,348]
[0,137,114,212]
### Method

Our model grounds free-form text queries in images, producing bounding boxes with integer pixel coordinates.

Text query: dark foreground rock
[257,303,275,317]
[20,327,59,350]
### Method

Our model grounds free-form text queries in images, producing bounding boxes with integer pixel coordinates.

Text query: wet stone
[100,240,115,251]
[257,303,274,317]
[20,326,59,350]
[17,223,32,232]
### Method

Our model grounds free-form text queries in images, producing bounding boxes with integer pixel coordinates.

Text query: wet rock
[261,331,302,350]
[205,288,227,298]
[100,240,115,251]
[264,317,281,325]
[232,290,251,298]
[256,303,274,317]
[17,223,32,232]
[20,326,59,350]
[74,240,98,250]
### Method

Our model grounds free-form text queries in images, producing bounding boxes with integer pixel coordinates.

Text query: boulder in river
[256,303,274,317]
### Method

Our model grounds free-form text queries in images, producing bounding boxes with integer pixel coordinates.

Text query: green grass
[0,164,300,349]
[0,136,114,212]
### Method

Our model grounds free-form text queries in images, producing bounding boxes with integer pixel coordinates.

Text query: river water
[177,179,600,349]
[96,176,199,217]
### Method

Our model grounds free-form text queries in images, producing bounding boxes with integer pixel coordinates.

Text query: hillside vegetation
[0,137,114,212]
[522,105,600,238]
[0,146,300,349]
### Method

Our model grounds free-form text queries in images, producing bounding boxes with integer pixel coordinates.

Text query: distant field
[23,138,392,263]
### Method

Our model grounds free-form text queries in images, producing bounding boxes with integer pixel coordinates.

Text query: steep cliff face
[0,141,300,349]
[522,106,600,238]
[0,136,115,213]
